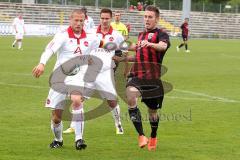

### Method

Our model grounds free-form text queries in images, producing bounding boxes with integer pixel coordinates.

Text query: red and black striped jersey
[181,22,189,36]
[130,28,170,80]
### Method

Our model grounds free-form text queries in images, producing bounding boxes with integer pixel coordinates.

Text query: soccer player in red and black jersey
[113,5,170,151]
[177,18,190,52]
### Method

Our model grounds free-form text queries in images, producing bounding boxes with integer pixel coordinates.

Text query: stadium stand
[0,2,239,38]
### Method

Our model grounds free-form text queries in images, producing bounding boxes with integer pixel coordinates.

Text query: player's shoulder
[87,16,94,22]
[54,28,69,38]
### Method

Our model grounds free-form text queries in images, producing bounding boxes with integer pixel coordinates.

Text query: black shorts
[126,77,164,110]
[182,34,188,41]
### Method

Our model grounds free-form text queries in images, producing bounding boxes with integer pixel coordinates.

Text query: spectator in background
[129,5,135,11]
[137,2,143,11]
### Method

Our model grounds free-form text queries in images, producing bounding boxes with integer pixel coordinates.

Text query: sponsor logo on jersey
[74,47,82,54]
[109,37,114,41]
[148,33,154,40]
[84,41,89,47]
[46,99,51,105]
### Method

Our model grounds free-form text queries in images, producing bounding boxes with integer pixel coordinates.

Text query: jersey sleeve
[158,31,171,49]
[39,32,65,65]
[122,24,128,36]
[46,32,65,53]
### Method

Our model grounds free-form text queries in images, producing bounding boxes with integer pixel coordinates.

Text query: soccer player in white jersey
[32,9,100,150]
[12,13,25,50]
[82,7,95,32]
[63,8,124,135]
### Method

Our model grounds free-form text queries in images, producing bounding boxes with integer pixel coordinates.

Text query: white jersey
[89,25,124,72]
[12,17,24,33]
[42,27,100,109]
[40,26,100,71]
[84,16,95,32]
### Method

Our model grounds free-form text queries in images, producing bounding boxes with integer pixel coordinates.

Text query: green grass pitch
[0,36,239,160]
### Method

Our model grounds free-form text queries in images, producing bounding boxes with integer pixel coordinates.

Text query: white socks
[51,120,63,142]
[72,108,84,142]
[70,121,75,129]
[111,104,122,127]
[12,40,17,46]
[18,41,22,49]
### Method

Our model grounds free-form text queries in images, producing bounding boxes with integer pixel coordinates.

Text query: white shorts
[45,88,68,110]
[15,32,24,40]
[83,69,117,100]
[45,69,86,110]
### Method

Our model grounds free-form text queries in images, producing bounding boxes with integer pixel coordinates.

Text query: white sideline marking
[221,53,240,59]
[0,81,239,103]
[0,82,48,89]
[174,89,239,103]
[0,72,48,78]
[166,96,239,103]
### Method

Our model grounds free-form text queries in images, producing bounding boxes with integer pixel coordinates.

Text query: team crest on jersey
[109,37,114,41]
[74,47,82,54]
[84,41,89,47]
[148,33,154,40]
[46,99,50,105]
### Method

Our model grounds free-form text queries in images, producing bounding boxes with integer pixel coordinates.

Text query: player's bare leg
[107,100,124,134]
[71,92,86,150]
[50,109,64,148]
[126,86,148,148]
[148,108,159,151]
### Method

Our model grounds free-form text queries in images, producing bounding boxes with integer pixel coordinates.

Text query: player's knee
[126,86,139,106]
[71,94,83,108]
[148,109,158,121]
[52,111,62,124]
[127,97,137,107]
[107,100,117,108]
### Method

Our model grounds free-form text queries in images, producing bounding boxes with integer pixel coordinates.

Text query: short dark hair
[145,5,160,18]
[100,8,112,17]
[81,7,87,14]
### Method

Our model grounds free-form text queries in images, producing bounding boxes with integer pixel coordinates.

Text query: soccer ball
[61,64,80,76]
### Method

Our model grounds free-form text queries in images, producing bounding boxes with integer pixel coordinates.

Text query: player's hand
[32,63,45,78]
[112,51,127,62]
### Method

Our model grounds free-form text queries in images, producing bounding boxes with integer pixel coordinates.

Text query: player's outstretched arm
[32,32,64,78]
[32,63,45,78]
